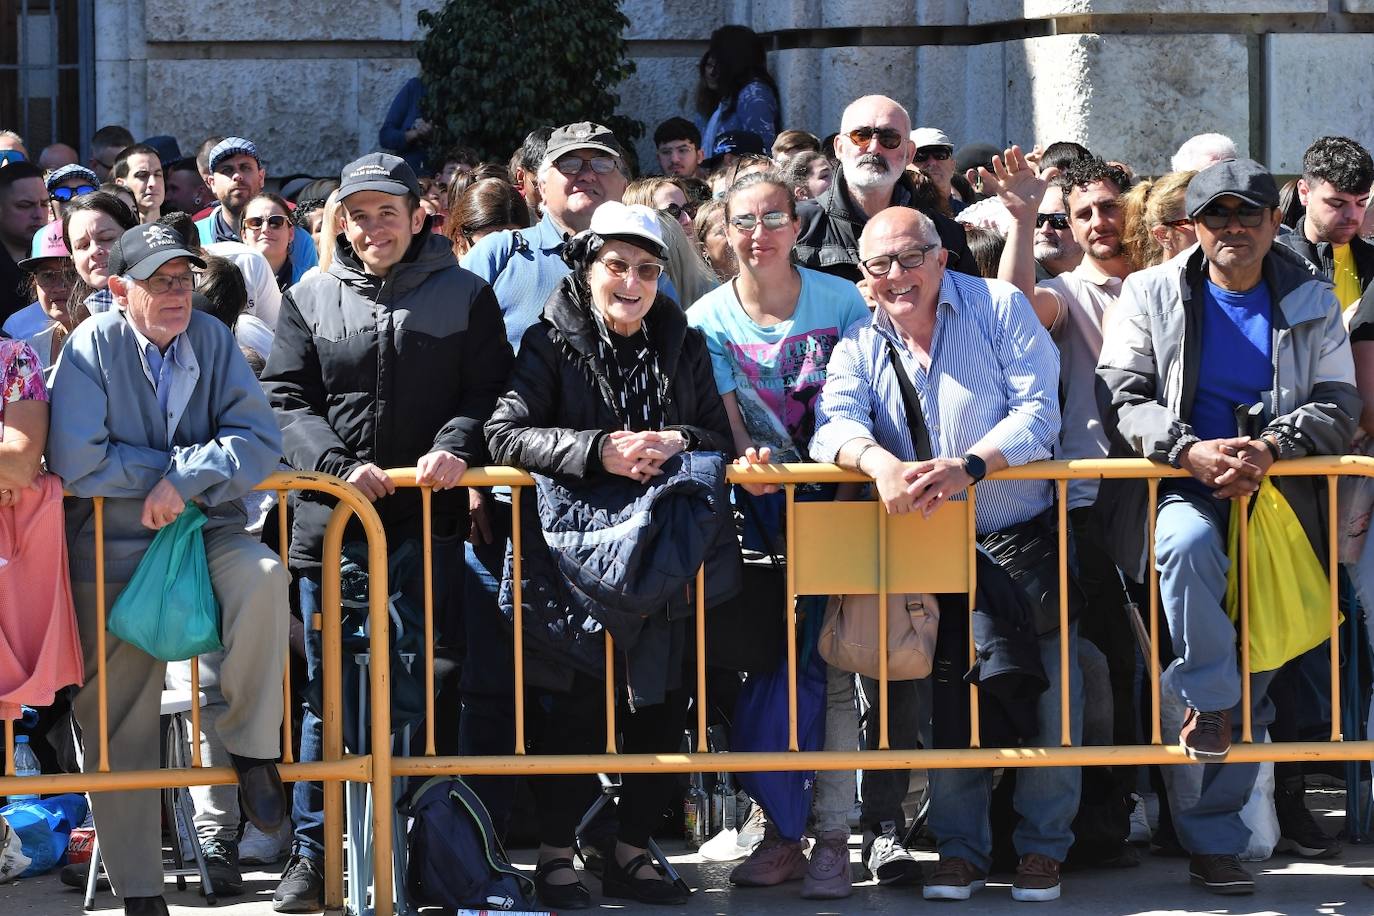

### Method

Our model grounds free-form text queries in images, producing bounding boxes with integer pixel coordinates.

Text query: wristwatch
[962,453,987,483]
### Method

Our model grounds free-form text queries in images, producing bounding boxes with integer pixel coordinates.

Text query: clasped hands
[601,429,686,483]
[1179,436,1275,500]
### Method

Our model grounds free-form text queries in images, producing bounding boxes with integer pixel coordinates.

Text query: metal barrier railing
[4,456,1374,916]
[0,471,391,915]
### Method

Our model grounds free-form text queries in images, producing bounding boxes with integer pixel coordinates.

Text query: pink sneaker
[729,835,808,887]
[801,830,852,899]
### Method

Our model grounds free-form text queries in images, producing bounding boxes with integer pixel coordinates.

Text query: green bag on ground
[107,505,222,661]
[1225,478,1338,673]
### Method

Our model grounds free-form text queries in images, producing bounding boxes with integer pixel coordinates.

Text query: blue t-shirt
[1191,278,1273,441]
[688,266,868,461]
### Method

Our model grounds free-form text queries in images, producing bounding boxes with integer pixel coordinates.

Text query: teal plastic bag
[107,505,222,661]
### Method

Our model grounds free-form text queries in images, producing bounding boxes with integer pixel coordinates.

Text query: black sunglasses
[660,202,697,221]
[845,127,905,150]
[1196,204,1268,230]
[913,148,953,164]
[51,185,97,202]
[1036,213,1070,230]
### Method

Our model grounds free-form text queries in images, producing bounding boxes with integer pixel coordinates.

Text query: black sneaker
[59,861,109,890]
[273,854,324,913]
[198,838,245,896]
[1188,854,1254,895]
[1274,777,1341,858]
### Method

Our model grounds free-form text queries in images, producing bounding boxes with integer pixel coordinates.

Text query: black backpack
[402,776,536,911]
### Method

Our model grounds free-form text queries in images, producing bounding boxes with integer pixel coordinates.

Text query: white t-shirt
[204,241,283,329]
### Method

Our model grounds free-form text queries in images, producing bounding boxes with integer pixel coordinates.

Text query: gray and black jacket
[1095,243,1359,581]
[1274,218,1374,294]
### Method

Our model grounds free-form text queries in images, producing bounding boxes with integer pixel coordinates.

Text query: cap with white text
[338,152,422,201]
[110,223,206,281]
[541,122,625,171]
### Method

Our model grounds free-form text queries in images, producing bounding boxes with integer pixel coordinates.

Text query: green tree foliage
[417,0,643,165]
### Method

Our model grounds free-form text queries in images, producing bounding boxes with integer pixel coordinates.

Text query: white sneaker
[239,821,291,865]
[1128,793,1152,844]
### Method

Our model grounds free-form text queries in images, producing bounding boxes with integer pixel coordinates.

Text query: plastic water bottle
[10,735,41,801]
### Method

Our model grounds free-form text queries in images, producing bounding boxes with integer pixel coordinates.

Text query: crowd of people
[3,21,1374,915]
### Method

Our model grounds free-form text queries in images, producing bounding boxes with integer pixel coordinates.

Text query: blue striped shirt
[809,270,1060,534]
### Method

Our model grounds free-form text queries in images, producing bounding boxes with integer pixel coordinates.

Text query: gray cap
[338,152,422,200]
[1185,158,1280,217]
[541,122,624,170]
[110,223,205,281]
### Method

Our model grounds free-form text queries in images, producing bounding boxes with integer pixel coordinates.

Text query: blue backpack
[402,776,535,911]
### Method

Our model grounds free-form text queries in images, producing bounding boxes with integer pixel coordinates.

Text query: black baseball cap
[338,152,422,200]
[1185,158,1280,217]
[705,131,766,167]
[110,223,205,280]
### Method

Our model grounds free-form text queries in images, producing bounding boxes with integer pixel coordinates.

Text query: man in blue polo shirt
[194,137,316,285]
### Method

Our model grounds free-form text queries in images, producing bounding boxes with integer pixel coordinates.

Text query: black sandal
[534,857,591,910]
[601,852,689,905]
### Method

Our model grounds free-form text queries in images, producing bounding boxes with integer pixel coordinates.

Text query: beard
[846,154,896,191]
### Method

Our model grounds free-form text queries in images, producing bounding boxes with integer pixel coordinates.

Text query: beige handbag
[818,591,940,680]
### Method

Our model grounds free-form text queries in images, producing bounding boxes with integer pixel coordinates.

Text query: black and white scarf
[592,311,665,432]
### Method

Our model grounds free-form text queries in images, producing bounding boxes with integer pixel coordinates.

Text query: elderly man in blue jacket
[47,223,289,916]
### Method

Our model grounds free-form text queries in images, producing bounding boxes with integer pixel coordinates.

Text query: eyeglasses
[32,267,73,288]
[660,202,697,221]
[729,210,791,232]
[141,272,198,294]
[554,156,619,177]
[1035,213,1070,230]
[913,148,953,164]
[845,127,905,150]
[597,257,664,282]
[50,185,97,202]
[243,214,290,231]
[860,243,940,277]
[1196,203,1268,230]
[1160,217,1193,230]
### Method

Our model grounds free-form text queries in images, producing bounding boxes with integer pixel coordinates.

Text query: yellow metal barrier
[5,456,1374,916]
[0,471,390,916]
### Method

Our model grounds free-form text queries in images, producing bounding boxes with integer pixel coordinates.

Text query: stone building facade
[14,1,1373,176]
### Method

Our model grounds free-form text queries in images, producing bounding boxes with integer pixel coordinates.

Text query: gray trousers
[166,654,238,844]
[72,527,289,898]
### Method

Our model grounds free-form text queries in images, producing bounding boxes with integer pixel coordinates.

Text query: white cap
[588,201,667,259]
[910,127,953,149]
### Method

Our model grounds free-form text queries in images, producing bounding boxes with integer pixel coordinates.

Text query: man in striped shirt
[810,206,1081,903]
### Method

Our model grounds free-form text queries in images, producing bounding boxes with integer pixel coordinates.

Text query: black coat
[1274,219,1374,294]
[484,276,734,478]
[794,168,978,283]
[261,230,514,570]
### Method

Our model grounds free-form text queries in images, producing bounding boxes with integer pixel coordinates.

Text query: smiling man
[809,206,1075,904]
[1097,158,1358,896]
[47,222,290,916]
[261,152,512,912]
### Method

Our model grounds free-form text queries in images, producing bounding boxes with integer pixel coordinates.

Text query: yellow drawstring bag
[1225,478,1339,673]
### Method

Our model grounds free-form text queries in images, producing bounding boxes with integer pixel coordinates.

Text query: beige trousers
[72,527,289,898]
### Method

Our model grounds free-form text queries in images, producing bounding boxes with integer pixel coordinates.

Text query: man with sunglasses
[47,222,292,916]
[1098,158,1358,896]
[1034,196,1082,279]
[0,161,49,322]
[910,127,962,216]
[795,95,975,284]
[46,163,99,220]
[811,206,1074,904]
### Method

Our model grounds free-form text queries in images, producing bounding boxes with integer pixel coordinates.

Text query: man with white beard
[795,94,976,283]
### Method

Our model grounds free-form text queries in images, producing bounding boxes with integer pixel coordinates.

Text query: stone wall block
[1023,0,1324,14]
[769,48,823,139]
[915,1,969,25]
[1267,34,1374,173]
[1344,0,1374,11]
[915,44,1008,150]
[751,0,822,33]
[623,0,724,40]
[400,0,442,42]
[146,0,403,43]
[619,56,705,172]
[968,0,1028,24]
[360,58,422,161]
[820,0,916,28]
[817,47,917,138]
[146,59,361,175]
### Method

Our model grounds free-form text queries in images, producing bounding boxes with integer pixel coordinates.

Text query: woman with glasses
[238,193,301,289]
[1122,170,1198,270]
[624,177,695,233]
[7,222,76,372]
[687,170,868,900]
[486,202,731,909]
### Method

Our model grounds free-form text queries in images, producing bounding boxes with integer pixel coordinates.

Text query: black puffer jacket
[1274,219,1374,294]
[262,230,514,570]
[794,168,978,283]
[484,276,733,479]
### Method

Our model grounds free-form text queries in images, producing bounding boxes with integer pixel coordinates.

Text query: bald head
[840,96,912,136]
[39,143,79,171]
[859,207,940,259]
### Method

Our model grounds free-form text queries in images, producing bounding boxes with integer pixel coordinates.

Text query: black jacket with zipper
[1274,218,1374,295]
[484,275,733,479]
[262,229,514,571]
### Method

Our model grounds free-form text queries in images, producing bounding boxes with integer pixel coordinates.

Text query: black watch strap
[962,453,987,483]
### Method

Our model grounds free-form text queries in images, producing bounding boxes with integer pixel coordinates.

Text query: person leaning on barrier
[45,222,290,916]
[1095,158,1359,896]
[809,206,1082,904]
[260,152,513,913]
[484,202,732,910]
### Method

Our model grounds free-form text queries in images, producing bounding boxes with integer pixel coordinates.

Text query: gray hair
[1171,133,1238,173]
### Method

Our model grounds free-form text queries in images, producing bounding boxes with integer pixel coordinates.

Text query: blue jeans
[927,625,1083,871]
[292,575,325,861]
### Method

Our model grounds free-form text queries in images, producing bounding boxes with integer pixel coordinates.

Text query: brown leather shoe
[1179,707,1231,761]
[1012,853,1062,902]
[1189,854,1254,894]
